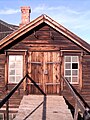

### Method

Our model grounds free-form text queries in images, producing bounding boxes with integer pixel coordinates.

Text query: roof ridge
[0,19,17,31]
[0,14,90,53]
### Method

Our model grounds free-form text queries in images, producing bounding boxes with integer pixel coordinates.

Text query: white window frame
[64,56,79,84]
[8,55,23,83]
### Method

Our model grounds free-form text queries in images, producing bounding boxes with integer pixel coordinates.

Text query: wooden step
[14,95,73,120]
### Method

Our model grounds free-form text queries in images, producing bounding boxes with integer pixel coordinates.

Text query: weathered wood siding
[0,23,90,110]
[81,55,90,105]
[0,54,5,95]
[11,23,82,51]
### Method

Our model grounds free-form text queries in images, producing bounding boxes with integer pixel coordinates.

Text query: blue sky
[0,0,90,44]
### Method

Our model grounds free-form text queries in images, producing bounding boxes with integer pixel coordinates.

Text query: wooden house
[0,19,18,40]
[0,6,90,119]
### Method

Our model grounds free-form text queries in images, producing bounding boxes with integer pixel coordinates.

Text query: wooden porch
[14,95,73,120]
[0,74,90,120]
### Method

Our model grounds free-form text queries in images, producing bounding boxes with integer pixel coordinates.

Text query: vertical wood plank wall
[28,52,60,94]
[0,23,90,114]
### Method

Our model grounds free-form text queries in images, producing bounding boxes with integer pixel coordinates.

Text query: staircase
[14,95,73,120]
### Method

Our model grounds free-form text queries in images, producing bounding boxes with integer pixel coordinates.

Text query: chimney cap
[21,6,31,13]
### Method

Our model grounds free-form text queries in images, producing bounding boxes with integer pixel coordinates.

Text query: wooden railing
[1,74,89,120]
[0,74,27,120]
[61,76,90,120]
[0,75,27,108]
[0,74,46,120]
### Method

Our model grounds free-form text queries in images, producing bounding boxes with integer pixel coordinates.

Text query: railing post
[61,78,64,92]
[74,100,78,120]
[25,75,28,95]
[61,76,90,120]
[6,100,9,120]
[6,84,9,120]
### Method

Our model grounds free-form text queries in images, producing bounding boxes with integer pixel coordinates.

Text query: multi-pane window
[8,55,23,83]
[64,56,79,84]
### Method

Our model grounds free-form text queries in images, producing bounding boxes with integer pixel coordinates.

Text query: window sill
[70,82,79,85]
[7,83,18,85]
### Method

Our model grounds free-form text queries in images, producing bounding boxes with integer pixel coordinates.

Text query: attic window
[64,56,79,84]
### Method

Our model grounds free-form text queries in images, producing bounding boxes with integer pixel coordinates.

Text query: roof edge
[0,14,90,53]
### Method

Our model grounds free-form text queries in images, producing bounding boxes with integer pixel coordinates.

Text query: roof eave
[0,14,90,53]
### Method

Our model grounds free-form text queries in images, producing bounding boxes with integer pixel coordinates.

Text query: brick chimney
[19,6,31,27]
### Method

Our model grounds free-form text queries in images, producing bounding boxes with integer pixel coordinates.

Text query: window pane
[65,63,71,69]
[16,56,23,62]
[16,69,22,75]
[9,62,15,68]
[72,77,78,82]
[16,76,22,82]
[15,62,22,68]
[65,77,71,82]
[9,56,15,62]
[72,63,78,69]
[65,70,71,75]
[65,56,71,62]
[9,76,15,83]
[9,70,15,75]
[72,70,78,75]
[72,56,78,62]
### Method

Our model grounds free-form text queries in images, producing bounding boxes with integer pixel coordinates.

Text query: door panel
[28,52,43,94]
[45,52,60,94]
[28,52,61,94]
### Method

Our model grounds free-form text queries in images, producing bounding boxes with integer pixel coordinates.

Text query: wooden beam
[5,49,27,52]
[60,50,83,52]
[45,83,60,85]
[74,100,78,120]
[5,51,8,88]
[6,100,9,120]
[79,56,83,90]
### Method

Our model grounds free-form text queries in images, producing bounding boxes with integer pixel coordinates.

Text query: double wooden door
[27,52,61,94]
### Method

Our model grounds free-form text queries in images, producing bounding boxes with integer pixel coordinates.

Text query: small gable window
[64,56,79,84]
[8,55,23,83]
